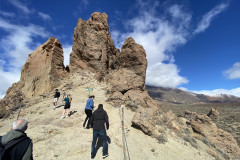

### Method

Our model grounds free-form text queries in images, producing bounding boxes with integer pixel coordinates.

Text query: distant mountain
[146,85,240,105]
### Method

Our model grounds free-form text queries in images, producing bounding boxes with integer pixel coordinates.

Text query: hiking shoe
[60,116,65,119]
[66,115,69,118]
[103,154,109,158]
[53,106,56,110]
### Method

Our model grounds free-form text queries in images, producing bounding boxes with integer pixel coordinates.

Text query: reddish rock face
[18,37,66,97]
[105,37,147,93]
[0,37,66,118]
[69,12,119,76]
[119,37,147,81]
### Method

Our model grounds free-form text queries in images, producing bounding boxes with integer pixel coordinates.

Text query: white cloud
[223,62,240,79]
[146,63,188,87]
[193,2,229,34]
[8,0,31,14]
[0,18,49,98]
[0,18,49,68]
[191,88,240,98]
[111,3,190,88]
[38,12,52,21]
[0,10,15,17]
[63,45,72,66]
[0,69,20,99]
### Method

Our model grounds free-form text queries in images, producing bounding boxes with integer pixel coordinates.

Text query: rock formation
[207,107,220,119]
[184,111,240,159]
[105,37,147,94]
[1,12,239,160]
[0,37,66,118]
[18,37,66,97]
[69,12,119,79]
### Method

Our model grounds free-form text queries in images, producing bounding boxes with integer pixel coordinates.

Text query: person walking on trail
[53,89,60,110]
[61,94,72,119]
[83,95,95,129]
[90,104,109,159]
[0,119,33,160]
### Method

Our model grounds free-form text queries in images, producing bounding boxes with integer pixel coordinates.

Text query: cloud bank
[0,17,49,99]
[191,88,240,98]
[111,3,191,88]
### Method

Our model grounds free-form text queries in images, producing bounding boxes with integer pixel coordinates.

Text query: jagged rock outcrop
[207,107,220,119]
[105,37,147,93]
[0,88,25,118]
[69,12,119,79]
[105,37,151,111]
[185,111,240,159]
[18,37,66,97]
[0,37,66,118]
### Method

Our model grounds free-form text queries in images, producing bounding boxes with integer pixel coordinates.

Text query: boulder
[132,106,159,135]
[207,107,220,119]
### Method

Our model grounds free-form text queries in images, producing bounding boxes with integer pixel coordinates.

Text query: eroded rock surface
[0,37,66,118]
[70,12,119,78]
[185,111,240,159]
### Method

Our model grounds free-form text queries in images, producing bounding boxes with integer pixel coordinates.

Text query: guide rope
[117,96,130,160]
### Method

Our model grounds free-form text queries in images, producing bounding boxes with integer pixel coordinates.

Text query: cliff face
[18,37,66,97]
[69,12,119,78]
[105,37,147,93]
[0,37,66,118]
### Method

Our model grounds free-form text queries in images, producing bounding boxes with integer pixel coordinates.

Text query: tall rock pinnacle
[18,37,66,97]
[0,37,66,118]
[69,12,119,78]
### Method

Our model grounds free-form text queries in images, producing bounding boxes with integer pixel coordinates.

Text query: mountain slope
[146,85,240,105]
[0,72,214,160]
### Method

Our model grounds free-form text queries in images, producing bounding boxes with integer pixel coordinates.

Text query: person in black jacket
[53,89,60,110]
[0,119,33,160]
[90,104,109,159]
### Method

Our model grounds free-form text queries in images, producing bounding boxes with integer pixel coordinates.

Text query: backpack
[0,136,28,160]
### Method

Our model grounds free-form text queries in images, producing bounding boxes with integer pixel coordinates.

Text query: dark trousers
[91,129,108,158]
[83,109,92,128]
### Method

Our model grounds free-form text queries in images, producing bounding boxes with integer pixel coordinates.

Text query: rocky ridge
[0,12,240,159]
[0,37,66,118]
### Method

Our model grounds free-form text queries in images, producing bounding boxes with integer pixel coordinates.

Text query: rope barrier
[117,96,130,160]
[16,104,23,120]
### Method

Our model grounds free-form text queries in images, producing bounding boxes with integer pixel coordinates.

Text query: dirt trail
[0,73,214,160]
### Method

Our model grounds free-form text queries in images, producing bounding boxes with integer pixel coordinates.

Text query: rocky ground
[0,72,214,160]
[160,102,240,147]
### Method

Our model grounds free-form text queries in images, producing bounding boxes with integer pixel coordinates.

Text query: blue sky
[0,0,240,98]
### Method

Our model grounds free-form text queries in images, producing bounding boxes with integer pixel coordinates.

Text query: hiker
[90,104,109,159]
[0,119,33,160]
[61,94,72,119]
[53,89,60,110]
[83,95,95,129]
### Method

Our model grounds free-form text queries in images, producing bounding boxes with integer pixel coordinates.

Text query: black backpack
[0,136,28,160]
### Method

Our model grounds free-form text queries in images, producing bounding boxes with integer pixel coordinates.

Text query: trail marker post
[86,87,93,96]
